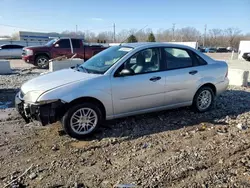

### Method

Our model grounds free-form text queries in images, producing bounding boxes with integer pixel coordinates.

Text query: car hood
[21,69,100,94]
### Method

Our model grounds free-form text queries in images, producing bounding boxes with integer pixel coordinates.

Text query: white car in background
[0,44,24,59]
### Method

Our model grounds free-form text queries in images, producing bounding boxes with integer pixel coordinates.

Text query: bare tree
[11,32,20,40]
[176,27,201,42]
[96,31,113,43]
[155,29,172,42]
[84,31,96,42]
[134,28,152,42]
[116,29,130,42]
[59,26,247,49]
[224,27,241,48]
[61,30,85,38]
[207,29,224,47]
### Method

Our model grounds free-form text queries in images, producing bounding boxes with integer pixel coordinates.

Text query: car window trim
[114,47,164,77]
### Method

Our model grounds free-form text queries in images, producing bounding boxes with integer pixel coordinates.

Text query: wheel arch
[63,97,106,120]
[196,83,216,96]
[34,52,51,62]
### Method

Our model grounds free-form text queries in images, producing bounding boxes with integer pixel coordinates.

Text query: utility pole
[172,23,175,41]
[203,24,207,47]
[113,23,116,42]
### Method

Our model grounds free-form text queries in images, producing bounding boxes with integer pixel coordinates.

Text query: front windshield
[79,46,133,74]
[45,39,57,46]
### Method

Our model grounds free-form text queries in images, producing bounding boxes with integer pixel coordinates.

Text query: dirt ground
[0,58,250,187]
[0,86,250,188]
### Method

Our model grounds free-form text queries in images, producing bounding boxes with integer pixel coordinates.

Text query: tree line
[5,26,250,49]
[61,27,250,48]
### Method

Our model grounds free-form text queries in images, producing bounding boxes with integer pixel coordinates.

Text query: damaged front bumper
[15,92,63,125]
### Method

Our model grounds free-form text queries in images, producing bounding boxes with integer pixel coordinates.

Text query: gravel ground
[0,63,250,187]
[0,68,46,109]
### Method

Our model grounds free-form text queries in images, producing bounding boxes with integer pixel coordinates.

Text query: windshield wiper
[77,66,89,73]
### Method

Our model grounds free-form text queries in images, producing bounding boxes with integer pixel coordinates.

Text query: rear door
[51,39,73,58]
[9,45,24,58]
[162,47,207,106]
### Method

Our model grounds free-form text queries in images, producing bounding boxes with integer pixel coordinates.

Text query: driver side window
[116,48,160,76]
[57,39,71,48]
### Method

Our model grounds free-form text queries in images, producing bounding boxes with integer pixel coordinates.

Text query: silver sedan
[15,43,229,138]
[0,44,24,58]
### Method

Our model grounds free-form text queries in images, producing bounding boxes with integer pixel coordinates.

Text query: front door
[51,39,73,58]
[111,47,165,115]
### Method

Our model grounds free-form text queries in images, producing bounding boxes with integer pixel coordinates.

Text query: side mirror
[54,44,59,48]
[119,69,134,76]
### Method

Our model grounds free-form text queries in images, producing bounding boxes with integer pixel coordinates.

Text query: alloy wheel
[70,108,98,135]
[197,90,212,111]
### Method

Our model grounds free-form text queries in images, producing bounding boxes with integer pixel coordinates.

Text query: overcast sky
[0,0,250,36]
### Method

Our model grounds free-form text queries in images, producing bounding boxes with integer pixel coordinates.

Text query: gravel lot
[0,58,250,187]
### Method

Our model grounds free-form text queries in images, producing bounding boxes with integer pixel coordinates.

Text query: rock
[73,182,85,188]
[52,144,59,151]
[219,159,224,164]
[29,172,37,180]
[142,143,148,149]
[236,123,248,130]
[217,127,228,135]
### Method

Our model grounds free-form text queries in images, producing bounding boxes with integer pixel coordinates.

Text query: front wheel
[35,55,49,69]
[62,103,103,139]
[192,86,214,112]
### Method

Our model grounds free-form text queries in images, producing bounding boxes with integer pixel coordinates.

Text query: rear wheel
[192,86,214,112]
[62,103,103,139]
[35,55,49,69]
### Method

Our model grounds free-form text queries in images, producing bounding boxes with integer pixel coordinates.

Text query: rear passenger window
[71,39,81,48]
[164,48,193,70]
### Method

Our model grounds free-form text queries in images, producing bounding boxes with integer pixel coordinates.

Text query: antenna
[119,25,148,46]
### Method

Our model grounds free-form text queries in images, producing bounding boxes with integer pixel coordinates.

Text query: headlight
[26,49,33,56]
[23,90,45,103]
[36,99,58,105]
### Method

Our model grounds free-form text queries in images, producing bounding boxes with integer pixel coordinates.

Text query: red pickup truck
[22,38,107,68]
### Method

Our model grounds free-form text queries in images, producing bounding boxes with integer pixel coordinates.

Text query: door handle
[189,70,198,75]
[149,76,161,82]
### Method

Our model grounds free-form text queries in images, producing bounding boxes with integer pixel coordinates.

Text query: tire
[192,86,215,112]
[62,103,103,139]
[35,55,49,69]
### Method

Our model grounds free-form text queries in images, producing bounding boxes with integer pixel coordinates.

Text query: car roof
[121,42,195,50]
